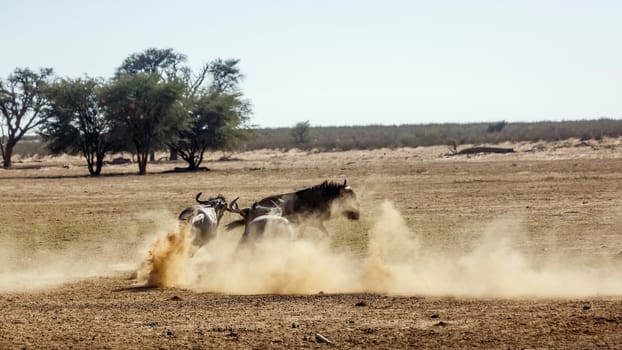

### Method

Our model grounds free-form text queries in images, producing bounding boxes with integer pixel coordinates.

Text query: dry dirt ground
[1,139,622,349]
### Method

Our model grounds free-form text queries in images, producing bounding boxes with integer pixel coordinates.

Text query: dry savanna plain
[1,139,622,349]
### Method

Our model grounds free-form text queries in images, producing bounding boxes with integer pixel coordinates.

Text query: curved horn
[195,192,210,204]
[226,197,242,214]
[343,179,347,186]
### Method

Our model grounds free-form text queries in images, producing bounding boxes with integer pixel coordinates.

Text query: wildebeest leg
[315,221,329,236]
[237,232,250,246]
[233,233,258,257]
[298,221,329,238]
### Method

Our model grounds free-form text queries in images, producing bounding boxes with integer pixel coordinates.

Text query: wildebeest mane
[299,180,346,197]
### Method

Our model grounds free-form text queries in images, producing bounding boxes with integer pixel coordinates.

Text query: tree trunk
[87,161,95,175]
[187,159,198,171]
[169,148,178,161]
[85,152,95,176]
[183,152,201,171]
[94,156,103,176]
[87,154,104,176]
[2,141,15,169]
[138,151,148,175]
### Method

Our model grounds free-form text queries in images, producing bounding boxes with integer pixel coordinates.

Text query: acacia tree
[117,48,209,160]
[113,48,252,171]
[0,67,53,168]
[291,120,311,146]
[40,77,112,176]
[170,58,251,170]
[174,92,251,169]
[101,73,187,175]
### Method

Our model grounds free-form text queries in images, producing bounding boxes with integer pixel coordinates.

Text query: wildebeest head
[195,192,227,222]
[177,193,228,251]
[331,180,360,220]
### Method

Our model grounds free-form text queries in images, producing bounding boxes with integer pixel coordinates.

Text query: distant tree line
[0,48,251,175]
[242,119,622,151]
[10,118,622,162]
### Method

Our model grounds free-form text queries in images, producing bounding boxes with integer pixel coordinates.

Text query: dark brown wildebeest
[226,198,294,245]
[252,180,360,235]
[178,193,228,251]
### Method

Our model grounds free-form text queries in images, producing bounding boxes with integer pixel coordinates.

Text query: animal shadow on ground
[112,285,159,293]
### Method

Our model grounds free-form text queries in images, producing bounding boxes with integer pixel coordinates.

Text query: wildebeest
[226,197,294,245]
[253,180,360,235]
[178,193,228,251]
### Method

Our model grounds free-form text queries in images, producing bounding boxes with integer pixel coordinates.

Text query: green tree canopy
[116,47,211,98]
[101,73,187,175]
[116,48,188,80]
[40,77,112,176]
[172,91,251,169]
[208,58,244,93]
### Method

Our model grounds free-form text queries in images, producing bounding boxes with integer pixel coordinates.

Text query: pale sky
[2,0,621,127]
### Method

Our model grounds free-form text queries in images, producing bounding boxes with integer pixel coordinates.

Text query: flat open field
[2,139,622,349]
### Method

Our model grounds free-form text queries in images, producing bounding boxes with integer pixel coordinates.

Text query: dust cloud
[0,217,148,293]
[0,238,136,293]
[138,201,622,297]
[4,198,620,296]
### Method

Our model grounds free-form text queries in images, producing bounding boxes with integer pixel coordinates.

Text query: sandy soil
[1,277,621,349]
[1,138,622,348]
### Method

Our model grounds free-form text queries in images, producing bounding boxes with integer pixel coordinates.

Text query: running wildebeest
[253,180,360,235]
[178,193,228,252]
[226,197,294,245]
